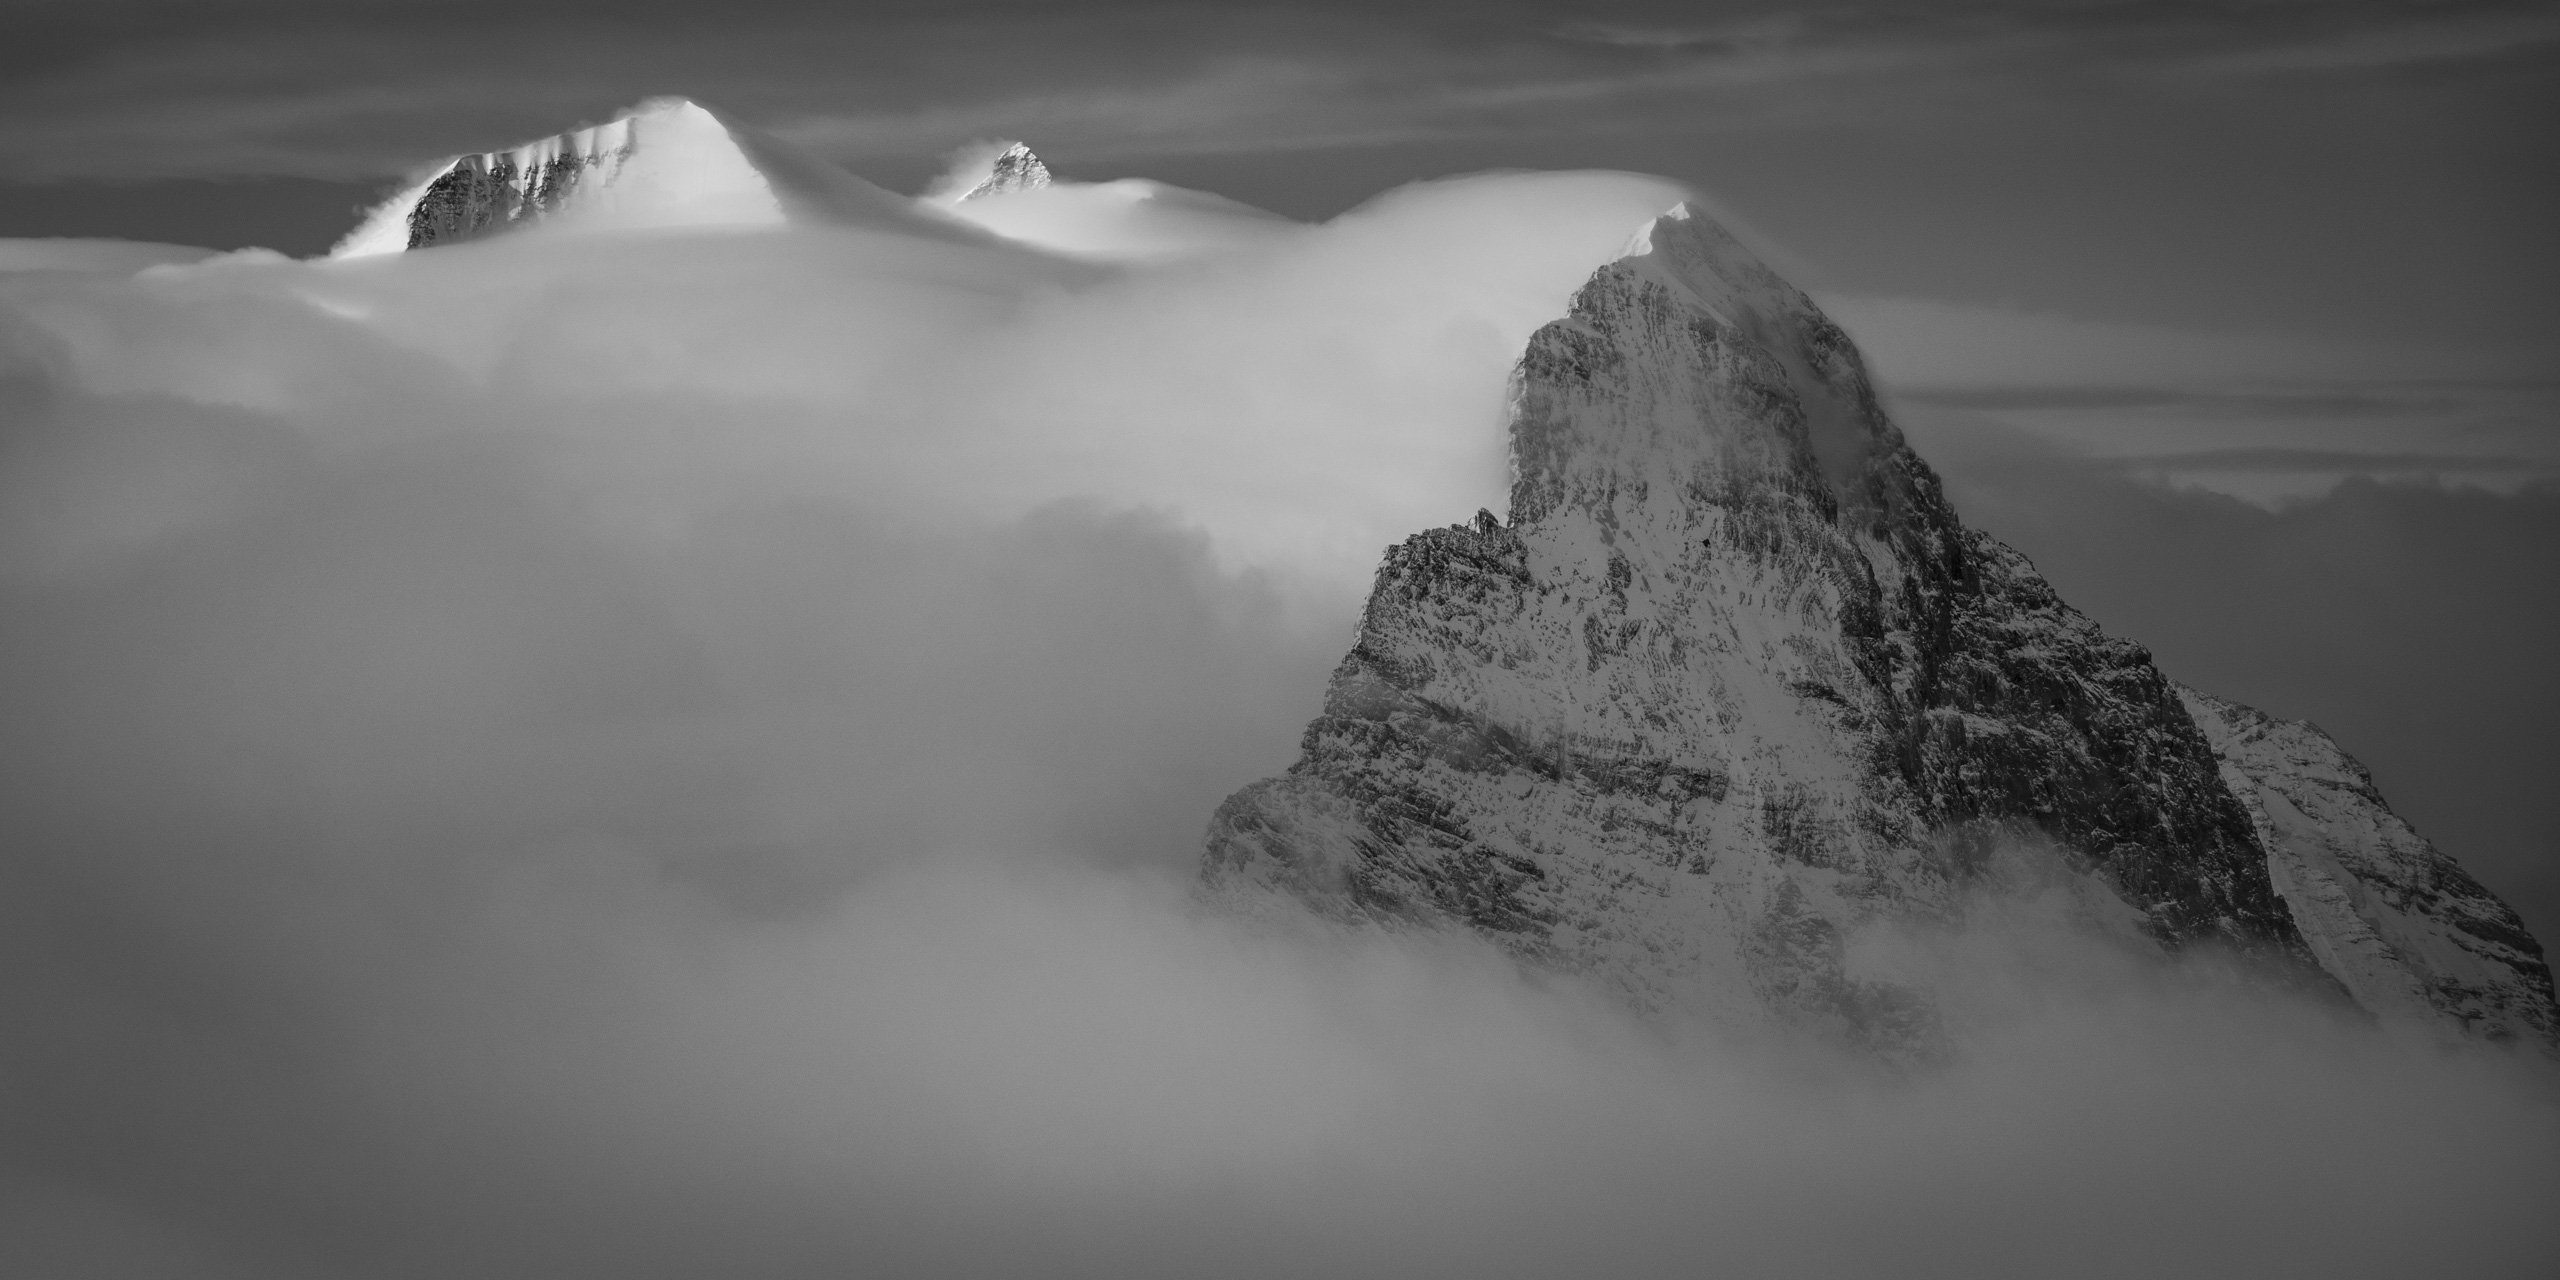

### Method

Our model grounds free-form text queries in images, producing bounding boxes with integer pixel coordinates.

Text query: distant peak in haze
[331,97,964,257]
[958,142,1053,201]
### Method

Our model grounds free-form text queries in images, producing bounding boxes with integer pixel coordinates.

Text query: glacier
[1201,204,2557,1052]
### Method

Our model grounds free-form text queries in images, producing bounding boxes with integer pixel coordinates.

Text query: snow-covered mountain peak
[1614,203,1780,320]
[331,98,955,257]
[1510,201,1892,533]
[958,142,1053,201]
[1203,199,2556,1052]
[1610,205,1842,380]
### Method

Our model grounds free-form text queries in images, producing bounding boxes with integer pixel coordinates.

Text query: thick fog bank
[3,176,2555,1278]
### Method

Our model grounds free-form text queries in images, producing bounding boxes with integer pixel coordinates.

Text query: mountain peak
[1509,200,1894,531]
[958,142,1054,201]
[1202,201,2555,1052]
[1614,203,1810,333]
[331,98,956,257]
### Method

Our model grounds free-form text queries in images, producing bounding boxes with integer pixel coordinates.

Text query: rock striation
[1200,204,2555,1050]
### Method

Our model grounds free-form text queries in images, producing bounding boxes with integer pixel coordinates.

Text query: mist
[3,172,2555,1278]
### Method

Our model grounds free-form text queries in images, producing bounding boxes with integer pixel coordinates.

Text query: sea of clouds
[1,169,2553,1278]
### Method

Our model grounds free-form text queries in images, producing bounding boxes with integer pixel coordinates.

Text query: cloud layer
[3,173,2556,1277]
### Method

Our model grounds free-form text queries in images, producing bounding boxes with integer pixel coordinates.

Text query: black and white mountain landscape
[1203,202,2555,1052]
[5,5,2558,1277]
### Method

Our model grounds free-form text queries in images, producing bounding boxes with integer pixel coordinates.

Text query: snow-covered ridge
[2183,689,2556,1046]
[1202,202,2556,1051]
[937,140,1293,262]
[957,142,1052,201]
[331,98,962,257]
[333,109,1288,267]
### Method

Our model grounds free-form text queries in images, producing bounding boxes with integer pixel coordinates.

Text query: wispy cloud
[1895,385,2509,418]
[2105,447,2553,474]
[2167,4,2560,76]
[7,1,2555,181]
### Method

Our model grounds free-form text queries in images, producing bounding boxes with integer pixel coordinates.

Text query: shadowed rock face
[1201,204,2552,1050]
[407,150,626,248]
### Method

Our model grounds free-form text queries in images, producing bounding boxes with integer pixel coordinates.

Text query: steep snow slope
[2183,689,2556,1046]
[1203,204,2551,1049]
[332,99,965,256]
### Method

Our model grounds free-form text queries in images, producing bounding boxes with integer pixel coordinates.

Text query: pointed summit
[332,98,956,257]
[958,142,1053,201]
[1201,201,2556,1052]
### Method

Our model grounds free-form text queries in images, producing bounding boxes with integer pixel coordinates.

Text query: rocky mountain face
[1201,205,2556,1051]
[400,138,625,250]
[959,143,1052,201]
[2184,690,2557,1046]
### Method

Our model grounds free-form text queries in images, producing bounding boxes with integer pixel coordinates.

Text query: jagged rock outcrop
[959,143,1052,201]
[1201,204,2554,1050]
[331,98,964,257]
[2183,689,2556,1046]
[399,123,637,249]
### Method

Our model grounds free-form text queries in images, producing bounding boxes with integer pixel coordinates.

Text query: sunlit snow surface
[333,98,970,257]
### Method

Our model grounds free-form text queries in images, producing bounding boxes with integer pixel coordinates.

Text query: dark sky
[4,1,2556,358]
